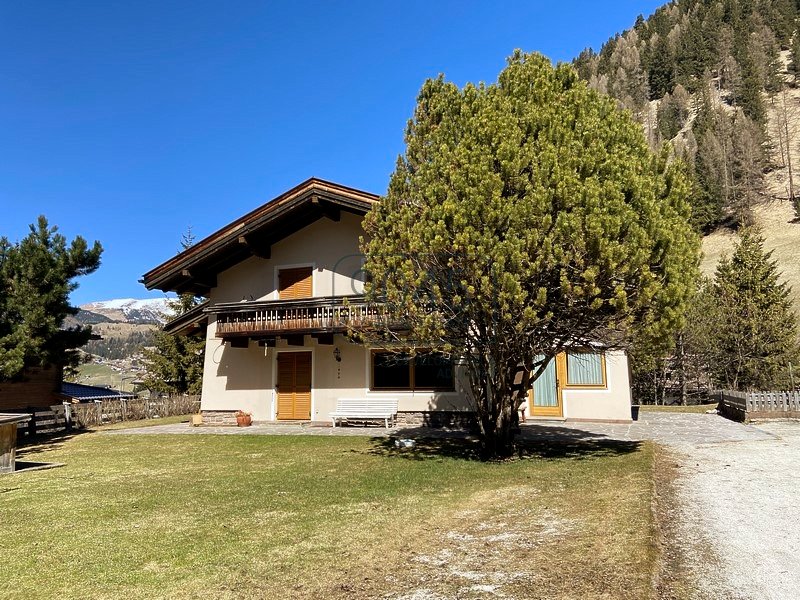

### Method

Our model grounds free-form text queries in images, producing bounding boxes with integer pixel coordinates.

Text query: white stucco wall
[199,213,472,420]
[209,211,366,304]
[561,350,633,421]
[200,331,473,421]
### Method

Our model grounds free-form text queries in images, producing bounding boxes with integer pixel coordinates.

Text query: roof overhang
[162,300,209,336]
[141,178,379,295]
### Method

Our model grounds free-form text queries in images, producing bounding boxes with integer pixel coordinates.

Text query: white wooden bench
[330,398,398,429]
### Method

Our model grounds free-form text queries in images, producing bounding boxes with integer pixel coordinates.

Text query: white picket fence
[719,390,800,420]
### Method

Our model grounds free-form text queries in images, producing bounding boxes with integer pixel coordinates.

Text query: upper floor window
[278,267,313,299]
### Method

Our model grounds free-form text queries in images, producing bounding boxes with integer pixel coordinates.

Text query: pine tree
[0,217,102,380]
[363,52,699,458]
[706,229,799,390]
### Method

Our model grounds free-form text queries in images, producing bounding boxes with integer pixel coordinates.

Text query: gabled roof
[60,382,138,402]
[141,178,379,295]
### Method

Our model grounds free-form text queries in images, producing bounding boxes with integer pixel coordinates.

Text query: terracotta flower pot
[236,414,252,427]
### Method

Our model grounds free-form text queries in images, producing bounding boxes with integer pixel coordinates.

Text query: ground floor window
[564,351,606,388]
[371,351,454,391]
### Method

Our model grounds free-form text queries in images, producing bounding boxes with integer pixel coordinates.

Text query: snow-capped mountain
[79,298,172,325]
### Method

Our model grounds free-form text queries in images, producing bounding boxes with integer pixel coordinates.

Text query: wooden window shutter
[278,267,313,299]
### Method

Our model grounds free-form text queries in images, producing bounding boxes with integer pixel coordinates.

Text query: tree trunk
[473,367,520,460]
[677,333,688,406]
[479,407,516,459]
[782,88,795,202]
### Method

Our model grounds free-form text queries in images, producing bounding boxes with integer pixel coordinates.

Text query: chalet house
[142,178,633,425]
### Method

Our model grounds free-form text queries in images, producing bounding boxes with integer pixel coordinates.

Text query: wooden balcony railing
[212,295,390,338]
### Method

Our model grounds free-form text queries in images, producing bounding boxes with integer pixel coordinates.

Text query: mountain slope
[702,49,800,305]
[576,0,800,310]
[70,298,171,389]
[80,298,170,325]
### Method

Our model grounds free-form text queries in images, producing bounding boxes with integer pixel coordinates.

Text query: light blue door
[531,355,561,416]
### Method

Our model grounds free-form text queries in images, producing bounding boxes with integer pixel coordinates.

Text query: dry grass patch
[2,433,656,599]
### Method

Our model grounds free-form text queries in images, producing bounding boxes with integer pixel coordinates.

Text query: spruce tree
[707,229,799,390]
[0,217,102,380]
[142,230,205,395]
[734,43,768,124]
[648,34,675,98]
[142,296,205,395]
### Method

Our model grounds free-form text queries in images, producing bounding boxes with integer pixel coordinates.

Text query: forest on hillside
[574,0,800,401]
[84,330,155,361]
[574,0,800,231]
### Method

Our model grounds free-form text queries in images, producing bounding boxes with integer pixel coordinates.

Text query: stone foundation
[200,410,239,426]
[394,410,477,429]
[201,410,479,429]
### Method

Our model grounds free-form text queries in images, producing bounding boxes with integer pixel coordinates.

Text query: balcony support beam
[312,333,334,346]
[284,334,305,346]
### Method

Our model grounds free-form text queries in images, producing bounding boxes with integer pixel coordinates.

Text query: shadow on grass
[16,429,89,457]
[366,424,642,462]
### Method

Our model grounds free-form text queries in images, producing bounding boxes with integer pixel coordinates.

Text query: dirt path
[669,421,800,600]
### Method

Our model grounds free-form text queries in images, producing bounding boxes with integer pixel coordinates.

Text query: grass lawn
[2,432,657,599]
[639,403,718,414]
[92,415,192,431]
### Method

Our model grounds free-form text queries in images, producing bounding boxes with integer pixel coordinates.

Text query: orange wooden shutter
[279,267,313,299]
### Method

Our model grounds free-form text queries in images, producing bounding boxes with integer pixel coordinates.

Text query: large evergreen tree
[0,217,102,380]
[363,52,699,458]
[700,229,799,390]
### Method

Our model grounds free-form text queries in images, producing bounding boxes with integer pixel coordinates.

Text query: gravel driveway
[670,420,800,600]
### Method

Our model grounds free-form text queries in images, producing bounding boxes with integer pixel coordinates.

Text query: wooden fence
[718,390,800,421]
[16,396,201,438]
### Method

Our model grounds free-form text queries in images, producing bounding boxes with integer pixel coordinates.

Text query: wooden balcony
[212,295,390,338]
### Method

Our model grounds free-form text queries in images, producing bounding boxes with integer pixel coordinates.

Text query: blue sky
[1,1,664,305]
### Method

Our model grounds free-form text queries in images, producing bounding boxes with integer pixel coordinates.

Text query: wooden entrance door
[529,355,564,417]
[276,352,312,420]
